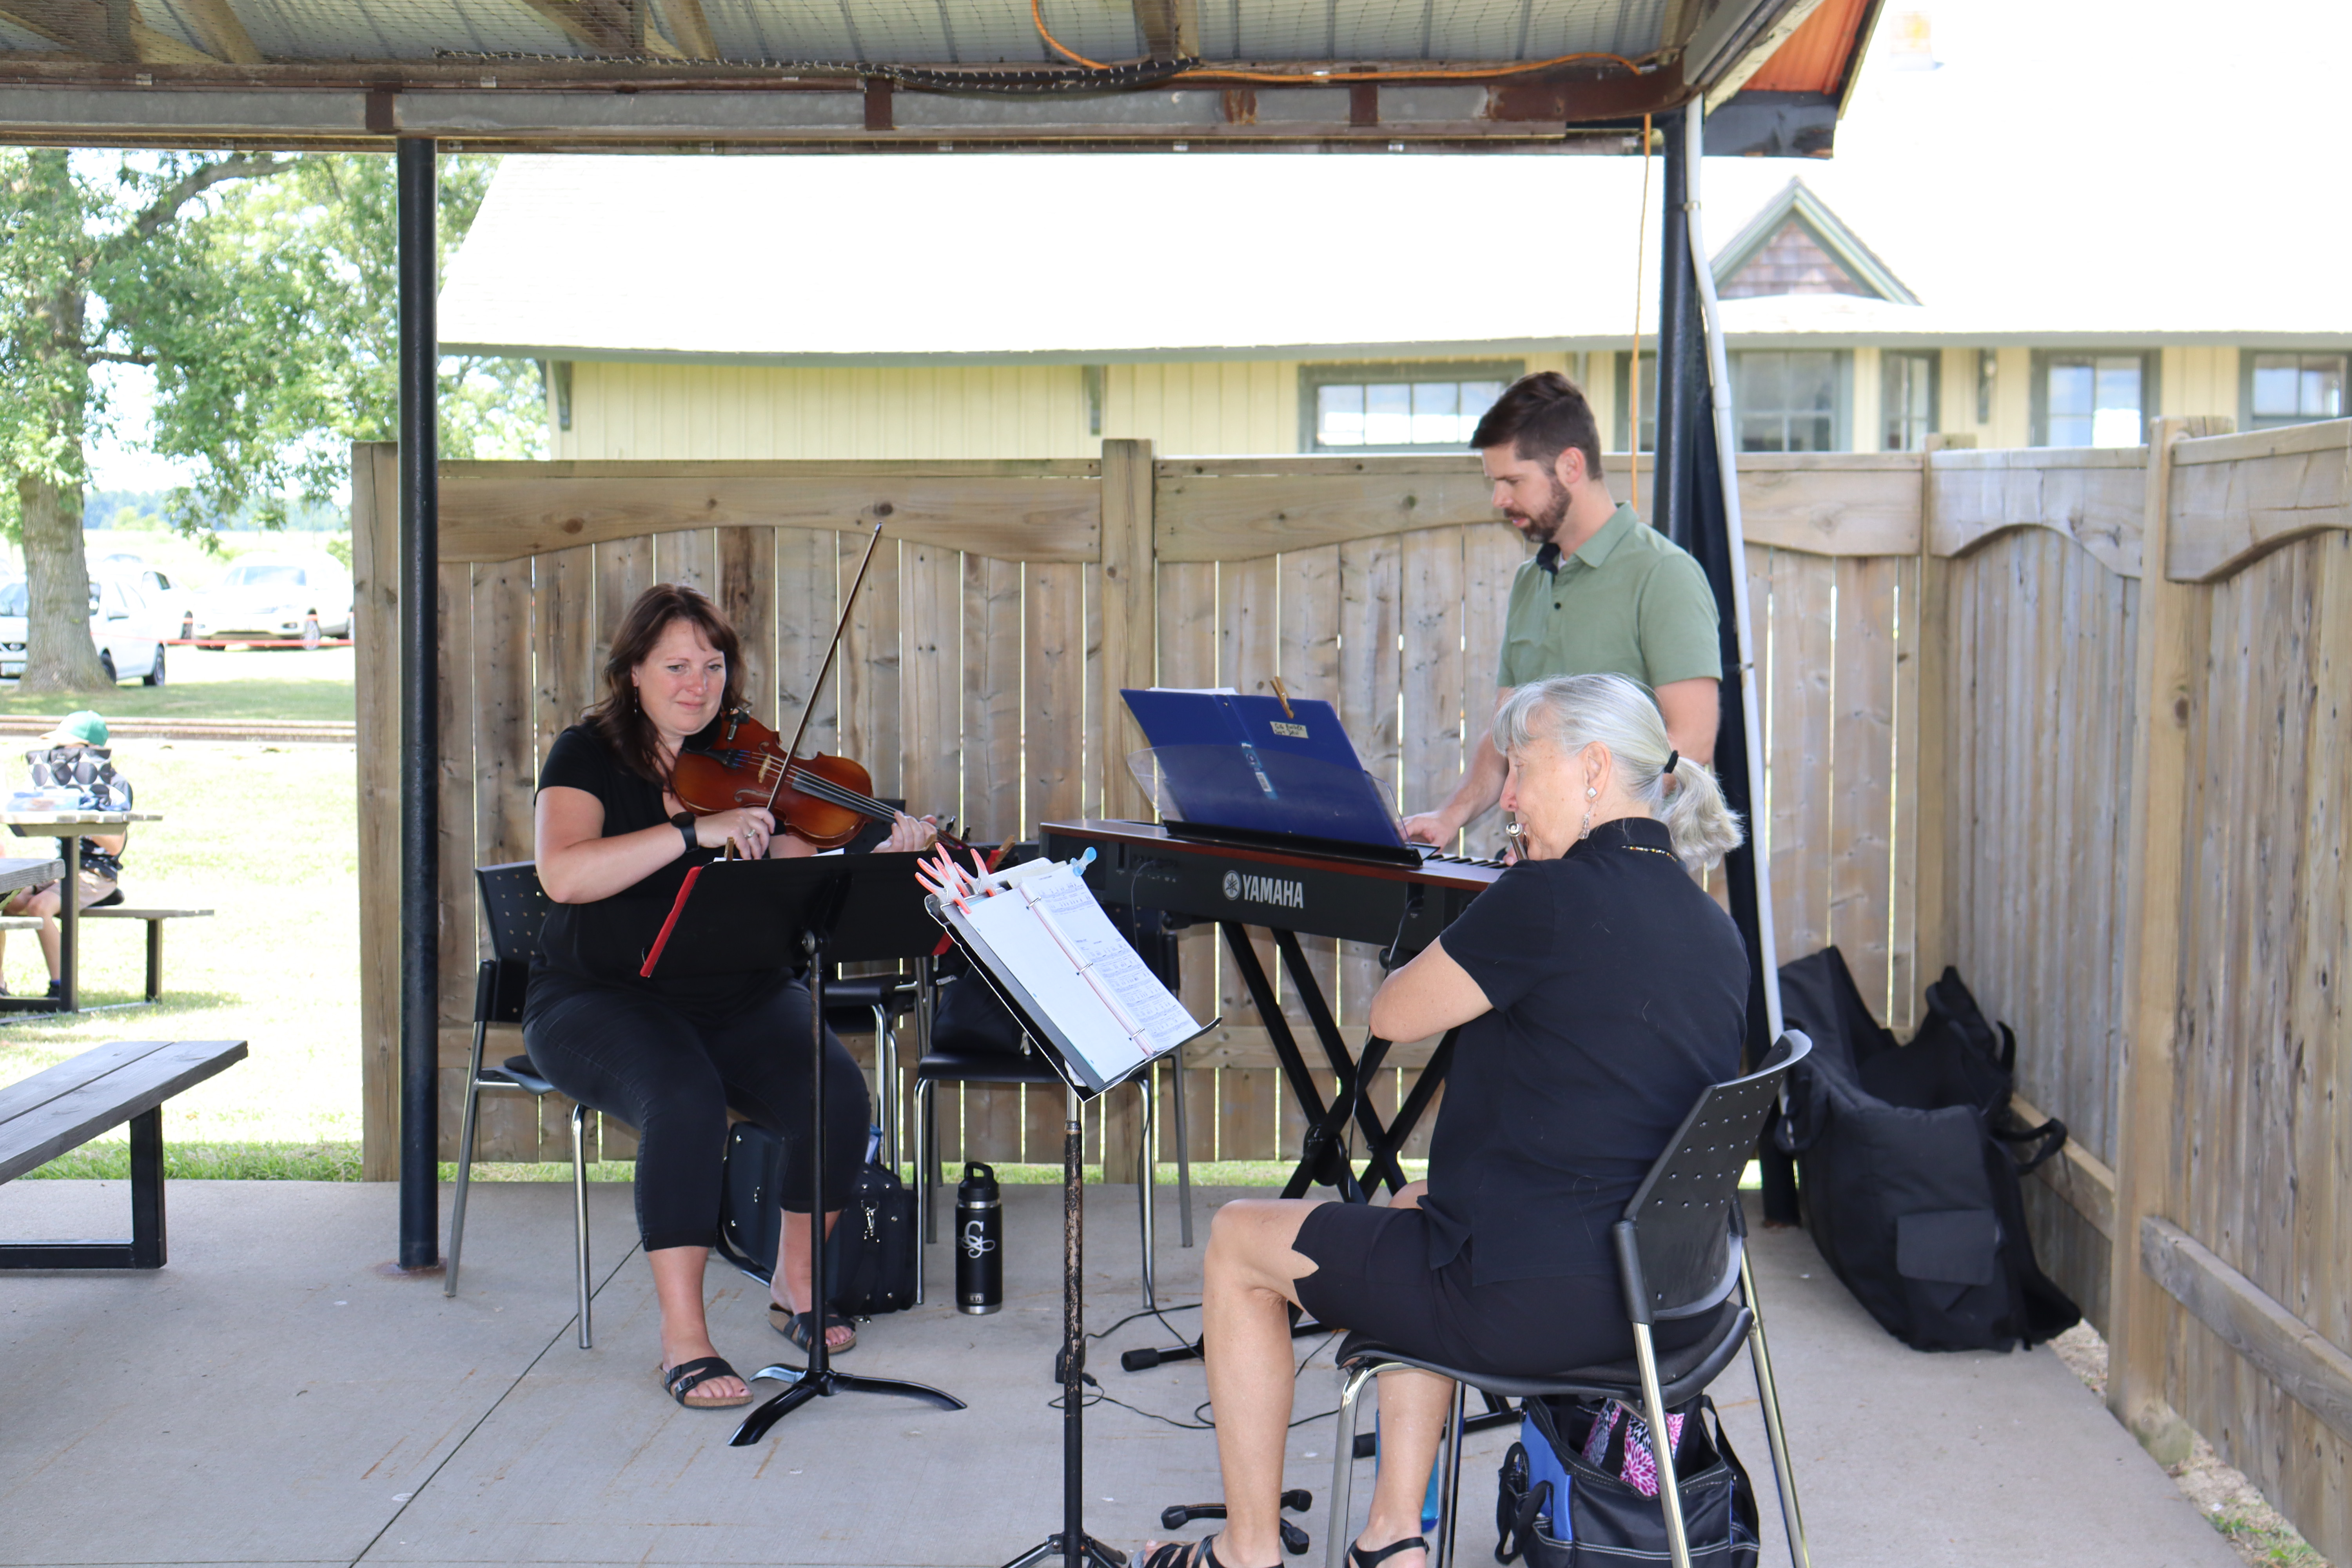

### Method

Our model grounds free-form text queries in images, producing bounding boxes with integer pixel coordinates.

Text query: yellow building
[444,141,2343,463]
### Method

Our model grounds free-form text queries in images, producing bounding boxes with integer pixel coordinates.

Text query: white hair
[1493,673,1745,872]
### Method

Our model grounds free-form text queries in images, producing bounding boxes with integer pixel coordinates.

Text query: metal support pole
[1651,120,1704,554]
[396,136,441,1271]
[1682,100,1784,1048]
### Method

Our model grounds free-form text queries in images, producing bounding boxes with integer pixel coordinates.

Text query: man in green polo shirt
[1402,370,1721,848]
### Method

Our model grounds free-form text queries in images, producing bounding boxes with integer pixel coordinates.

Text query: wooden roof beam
[1131,0,1196,61]
[0,0,213,62]
[174,0,260,64]
[658,0,714,60]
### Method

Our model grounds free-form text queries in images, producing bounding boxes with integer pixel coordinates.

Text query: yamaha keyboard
[1039,818,1506,956]
[1040,819,1508,1199]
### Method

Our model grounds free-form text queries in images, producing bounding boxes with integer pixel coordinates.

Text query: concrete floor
[0,1176,2238,1568]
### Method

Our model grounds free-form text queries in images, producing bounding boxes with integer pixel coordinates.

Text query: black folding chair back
[1616,1042,1806,1328]
[445,862,596,1348]
[1324,1033,1815,1568]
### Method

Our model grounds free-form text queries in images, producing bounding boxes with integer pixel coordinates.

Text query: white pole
[1683,99,1784,1041]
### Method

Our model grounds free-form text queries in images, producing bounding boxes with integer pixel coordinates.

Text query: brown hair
[581,583,744,784]
[1468,370,1606,482]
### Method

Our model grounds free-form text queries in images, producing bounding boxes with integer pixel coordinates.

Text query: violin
[666,519,964,856]
[671,706,965,854]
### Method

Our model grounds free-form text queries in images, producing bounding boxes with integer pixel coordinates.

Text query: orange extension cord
[1029,0,1645,83]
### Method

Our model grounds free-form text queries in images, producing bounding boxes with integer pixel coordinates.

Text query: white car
[0,575,174,685]
[92,561,200,643]
[191,552,354,646]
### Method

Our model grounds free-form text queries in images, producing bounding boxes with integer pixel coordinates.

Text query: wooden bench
[79,907,215,1002]
[0,1038,246,1268]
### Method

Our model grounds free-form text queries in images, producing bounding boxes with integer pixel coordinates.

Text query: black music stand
[932,882,1201,1568]
[617,853,968,1446]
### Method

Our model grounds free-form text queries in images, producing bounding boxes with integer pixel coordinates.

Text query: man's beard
[1514,478,1571,544]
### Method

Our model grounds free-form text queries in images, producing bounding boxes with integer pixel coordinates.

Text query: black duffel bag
[1773,947,2079,1353]
[717,1122,918,1317]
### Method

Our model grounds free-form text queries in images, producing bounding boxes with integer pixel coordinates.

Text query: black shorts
[1290,1201,1711,1382]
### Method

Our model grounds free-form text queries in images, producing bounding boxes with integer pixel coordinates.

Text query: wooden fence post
[1099,439,1156,818]
[1904,434,1969,1020]
[352,442,403,1181]
[2105,416,2196,1461]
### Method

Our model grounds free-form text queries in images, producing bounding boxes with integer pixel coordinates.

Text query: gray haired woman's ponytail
[1494,673,1745,872]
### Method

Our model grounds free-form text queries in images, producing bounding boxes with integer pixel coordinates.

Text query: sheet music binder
[927,859,1214,1098]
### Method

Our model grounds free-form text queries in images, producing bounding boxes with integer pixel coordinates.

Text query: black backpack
[1495,1395,1760,1568]
[1773,947,2080,1353]
[717,1123,919,1317]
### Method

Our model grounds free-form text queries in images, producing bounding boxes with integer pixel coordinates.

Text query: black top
[532,722,783,1020]
[1420,815,1748,1283]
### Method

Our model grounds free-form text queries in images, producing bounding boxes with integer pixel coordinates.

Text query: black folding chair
[1324,1033,1815,1568]
[911,971,1182,1309]
[823,965,918,1171]
[444,862,596,1350]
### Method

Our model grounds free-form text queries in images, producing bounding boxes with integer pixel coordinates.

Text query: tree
[0,151,537,695]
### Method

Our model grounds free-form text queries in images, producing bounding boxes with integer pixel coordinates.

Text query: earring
[1579,806,1593,840]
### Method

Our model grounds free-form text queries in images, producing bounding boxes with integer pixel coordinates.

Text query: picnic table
[2,812,160,1014]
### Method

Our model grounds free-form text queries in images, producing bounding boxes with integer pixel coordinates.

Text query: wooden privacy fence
[349,442,1931,1183]
[353,421,2351,1561]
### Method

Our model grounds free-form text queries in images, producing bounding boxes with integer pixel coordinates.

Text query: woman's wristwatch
[671,811,697,855]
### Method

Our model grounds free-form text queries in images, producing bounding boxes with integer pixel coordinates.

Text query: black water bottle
[956,1161,1003,1315]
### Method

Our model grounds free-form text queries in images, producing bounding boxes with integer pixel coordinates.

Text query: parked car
[0,575,174,685]
[91,559,200,642]
[190,552,353,646]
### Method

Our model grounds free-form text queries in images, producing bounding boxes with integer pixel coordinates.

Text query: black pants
[522,971,870,1253]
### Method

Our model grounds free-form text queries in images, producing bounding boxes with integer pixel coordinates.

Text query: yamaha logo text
[1221,869,1305,909]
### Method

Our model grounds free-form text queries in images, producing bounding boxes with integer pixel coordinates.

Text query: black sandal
[661,1355,751,1408]
[768,1301,857,1354]
[1349,1539,1427,1568]
[1141,1536,1280,1568]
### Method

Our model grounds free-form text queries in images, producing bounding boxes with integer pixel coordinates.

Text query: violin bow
[764,518,888,817]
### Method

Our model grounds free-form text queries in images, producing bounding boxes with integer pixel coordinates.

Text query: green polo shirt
[1495,503,1722,692]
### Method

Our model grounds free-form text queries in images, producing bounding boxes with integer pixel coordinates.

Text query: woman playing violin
[526,582,936,1410]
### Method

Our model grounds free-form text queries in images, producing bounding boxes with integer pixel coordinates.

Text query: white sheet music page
[960,861,1203,1084]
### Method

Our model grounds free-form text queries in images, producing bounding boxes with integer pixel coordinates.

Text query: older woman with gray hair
[1137,673,1750,1568]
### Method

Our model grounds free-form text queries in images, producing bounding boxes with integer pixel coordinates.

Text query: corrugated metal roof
[0,0,1880,148]
[0,0,1690,68]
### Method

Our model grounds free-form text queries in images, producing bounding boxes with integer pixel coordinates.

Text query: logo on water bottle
[961,1218,998,1259]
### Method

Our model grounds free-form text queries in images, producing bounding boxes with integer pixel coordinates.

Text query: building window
[1882,351,1938,451]
[1732,350,1846,452]
[1301,361,1521,452]
[2245,352,2346,430]
[2036,352,2154,447]
[1613,352,1657,454]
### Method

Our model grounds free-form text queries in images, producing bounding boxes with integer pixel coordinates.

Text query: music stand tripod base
[730,920,965,1446]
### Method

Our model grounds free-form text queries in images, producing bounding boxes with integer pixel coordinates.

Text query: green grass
[0,736,362,1154]
[25,1140,365,1181]
[2213,1512,2329,1567]
[0,646,354,722]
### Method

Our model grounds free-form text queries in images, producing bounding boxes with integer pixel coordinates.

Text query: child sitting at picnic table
[1,710,131,998]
